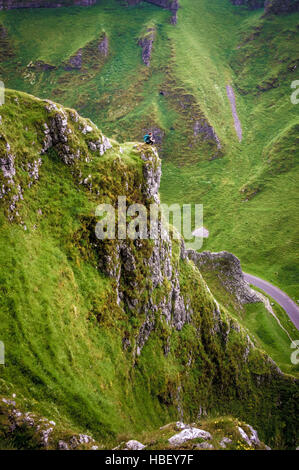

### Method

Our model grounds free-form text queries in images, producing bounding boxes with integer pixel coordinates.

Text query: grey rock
[42,104,112,166]
[58,440,69,450]
[238,426,251,446]
[247,424,261,446]
[64,49,82,71]
[168,428,212,446]
[1,153,15,180]
[98,33,109,57]
[69,433,94,449]
[125,439,146,450]
[237,425,261,447]
[141,148,161,204]
[176,421,187,430]
[138,28,155,66]
[193,119,221,149]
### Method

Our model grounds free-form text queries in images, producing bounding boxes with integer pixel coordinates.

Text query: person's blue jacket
[144,134,151,143]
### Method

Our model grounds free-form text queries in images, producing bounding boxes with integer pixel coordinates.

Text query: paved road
[226,84,242,142]
[244,273,299,330]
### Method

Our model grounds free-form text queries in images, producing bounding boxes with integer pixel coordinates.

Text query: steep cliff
[0,90,298,449]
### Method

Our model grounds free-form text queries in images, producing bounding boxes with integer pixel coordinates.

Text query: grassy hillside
[0,0,297,303]
[0,89,298,449]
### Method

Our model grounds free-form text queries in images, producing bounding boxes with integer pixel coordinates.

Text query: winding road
[244,273,299,331]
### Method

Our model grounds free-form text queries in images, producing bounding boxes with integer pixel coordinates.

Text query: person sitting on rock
[143,132,155,145]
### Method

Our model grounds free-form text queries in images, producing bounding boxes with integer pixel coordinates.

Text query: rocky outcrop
[168,427,212,446]
[0,98,112,221]
[64,49,83,71]
[42,100,112,164]
[125,440,146,450]
[161,73,222,160]
[95,147,194,354]
[220,437,233,448]
[98,33,109,57]
[0,0,96,9]
[138,28,155,66]
[63,33,109,71]
[0,396,97,449]
[193,119,221,149]
[238,425,261,446]
[187,250,261,305]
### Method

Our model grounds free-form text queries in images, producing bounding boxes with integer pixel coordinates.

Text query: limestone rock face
[1,396,94,449]
[187,250,261,305]
[219,437,233,448]
[41,100,111,166]
[193,119,221,149]
[125,439,146,450]
[64,49,83,71]
[98,34,109,57]
[168,427,212,446]
[96,147,193,354]
[63,33,109,71]
[238,425,261,447]
[138,28,155,66]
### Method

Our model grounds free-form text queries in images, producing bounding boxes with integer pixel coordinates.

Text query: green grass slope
[0,90,298,449]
